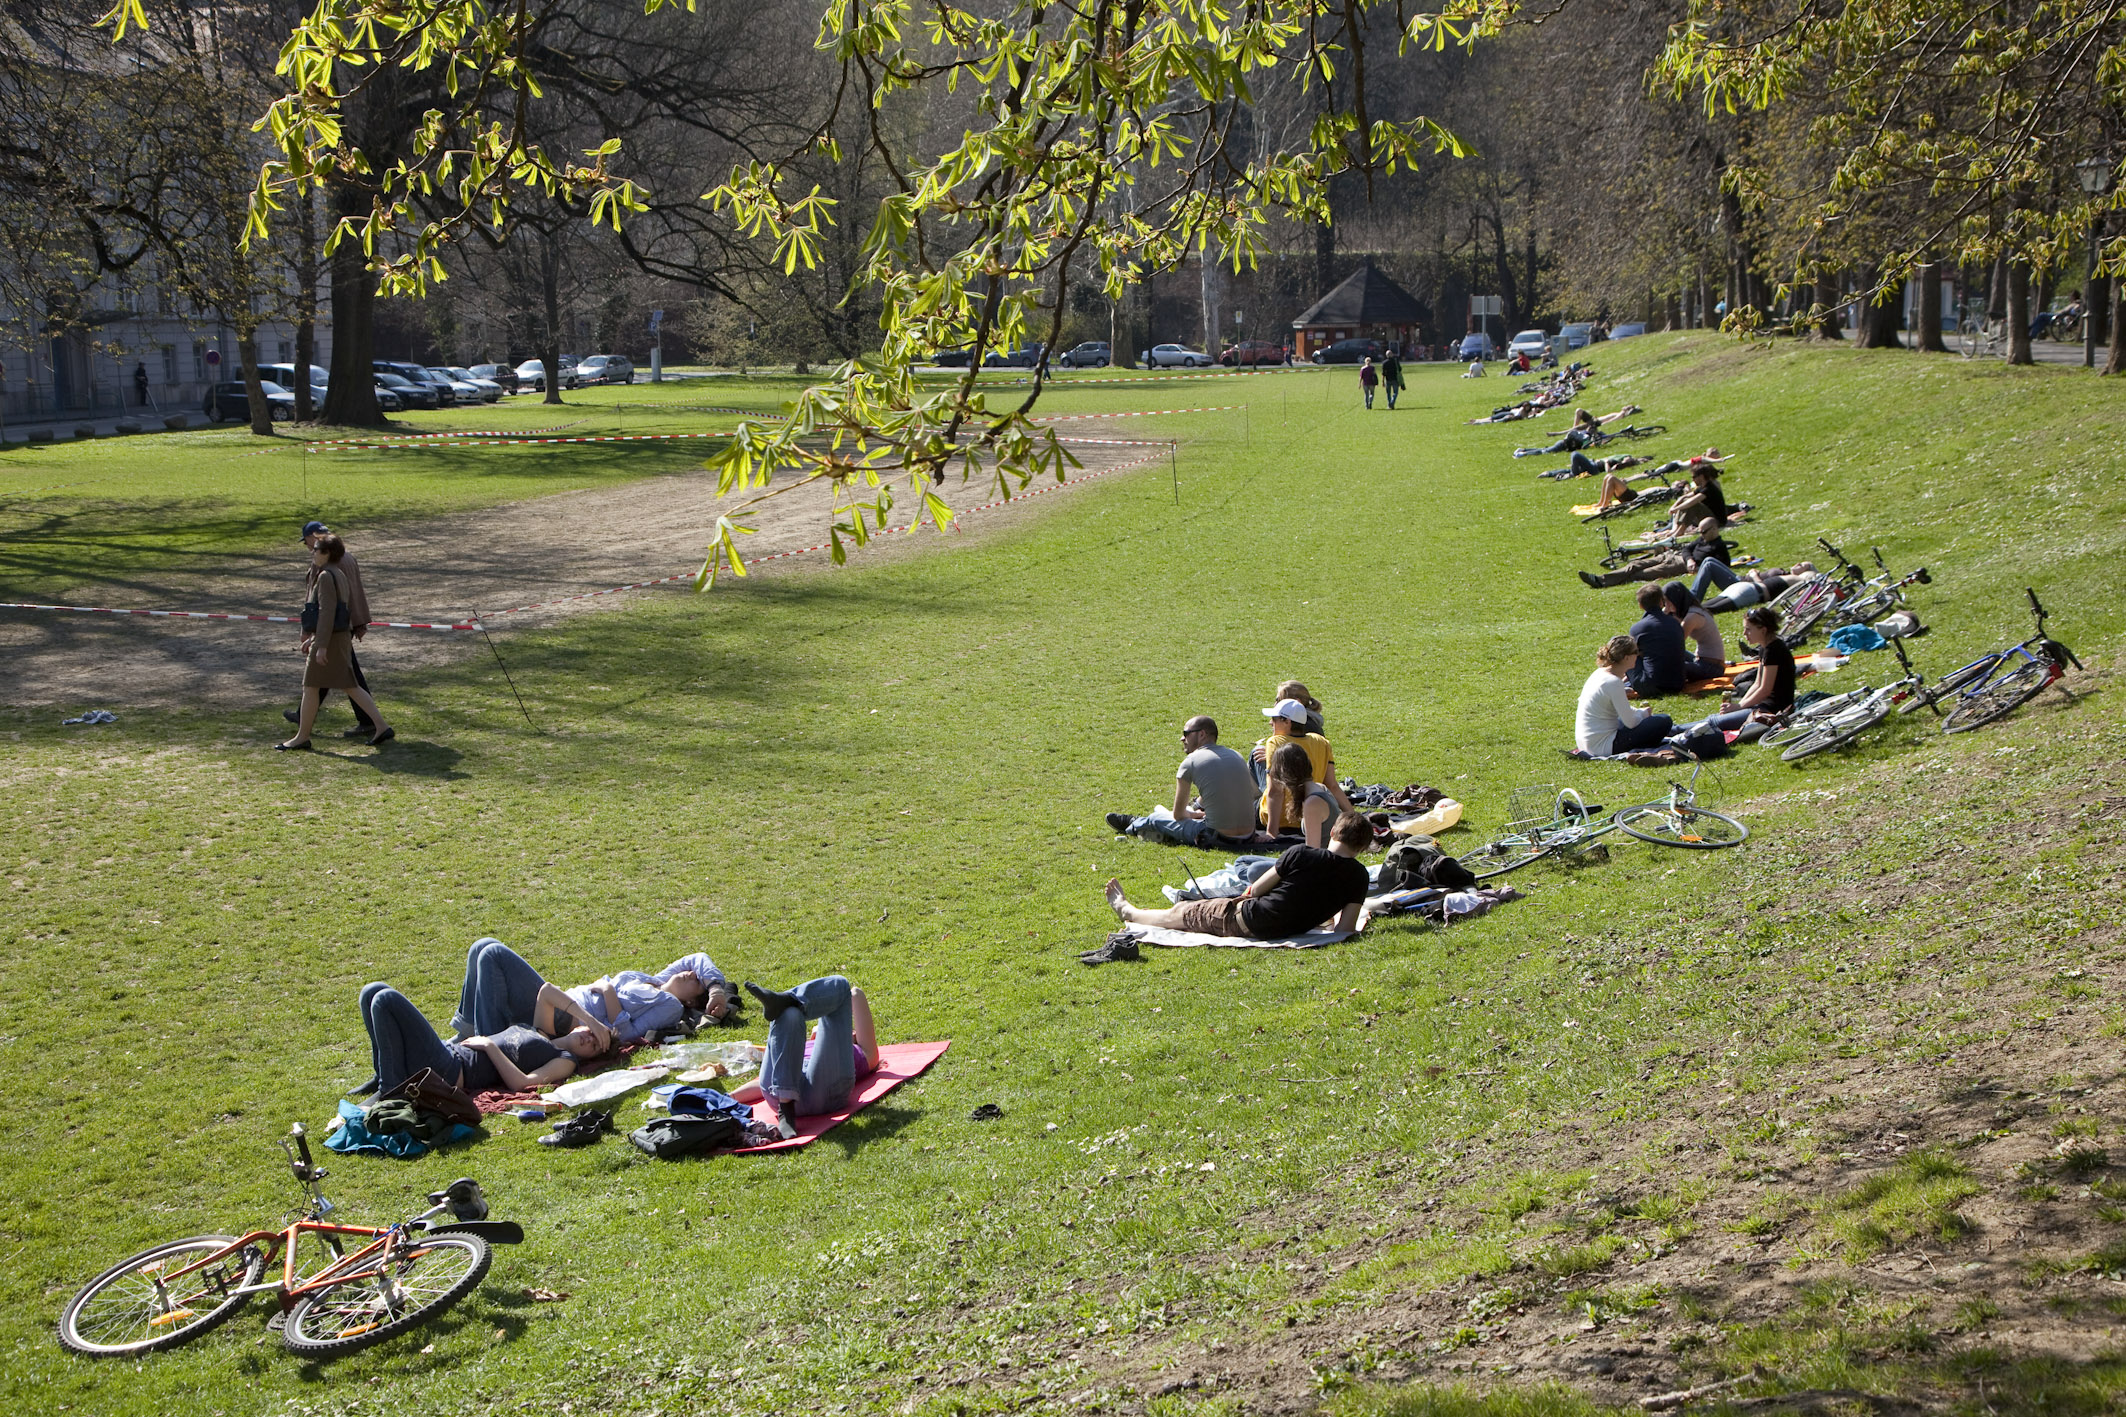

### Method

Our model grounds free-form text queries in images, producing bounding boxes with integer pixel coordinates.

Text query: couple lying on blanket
[357,939,881,1136]
[1106,810,1373,941]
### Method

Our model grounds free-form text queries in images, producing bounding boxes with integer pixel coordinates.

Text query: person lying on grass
[1696,560,1816,612]
[1517,407,1601,456]
[727,976,880,1140]
[1103,810,1374,940]
[1539,452,1652,481]
[1578,519,1735,589]
[1679,607,1793,740]
[359,982,602,1098]
[451,938,732,1050]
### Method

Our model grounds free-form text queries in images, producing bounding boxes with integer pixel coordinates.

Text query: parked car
[1220,339,1287,366]
[258,364,330,410]
[1558,323,1594,350]
[927,348,973,367]
[374,360,455,406]
[513,357,579,392]
[429,367,492,403]
[983,344,1044,368]
[1456,332,1495,361]
[1310,338,1387,365]
[373,384,404,413]
[1608,322,1648,339]
[1059,341,1111,368]
[1507,329,1551,360]
[204,380,296,422]
[1142,343,1212,368]
[447,366,505,401]
[469,362,520,393]
[373,372,438,409]
[575,354,635,385]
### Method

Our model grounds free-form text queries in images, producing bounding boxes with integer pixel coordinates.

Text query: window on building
[193,340,207,382]
[161,345,177,385]
[278,340,292,364]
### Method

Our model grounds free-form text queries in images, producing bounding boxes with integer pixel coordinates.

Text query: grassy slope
[0,337,2121,1417]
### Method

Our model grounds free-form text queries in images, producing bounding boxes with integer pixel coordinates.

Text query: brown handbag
[385,1067,482,1127]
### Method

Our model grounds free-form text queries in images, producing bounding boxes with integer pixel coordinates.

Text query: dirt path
[0,439,1161,710]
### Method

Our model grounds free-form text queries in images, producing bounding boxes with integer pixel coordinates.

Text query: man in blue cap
[286,520,377,736]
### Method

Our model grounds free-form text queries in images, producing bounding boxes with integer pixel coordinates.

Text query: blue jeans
[1363,386,1375,408]
[1609,715,1674,754]
[1690,560,1739,598]
[454,938,546,1036]
[360,983,460,1094]
[1385,384,1400,408]
[759,975,857,1116]
[1693,709,1753,735]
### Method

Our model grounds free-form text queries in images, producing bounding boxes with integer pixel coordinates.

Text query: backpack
[628,1114,747,1159]
[1379,837,1476,892]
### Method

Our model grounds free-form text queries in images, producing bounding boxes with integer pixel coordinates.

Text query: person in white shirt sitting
[1575,634,1676,757]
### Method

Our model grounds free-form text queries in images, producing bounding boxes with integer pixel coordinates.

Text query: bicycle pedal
[266,1309,289,1333]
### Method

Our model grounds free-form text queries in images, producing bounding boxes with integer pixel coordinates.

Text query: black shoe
[1078,932,1143,966]
[1579,571,1603,589]
[744,980,803,1020]
[283,709,301,724]
[537,1109,614,1148]
[343,725,375,738]
[970,1103,1004,1121]
[1105,812,1134,834]
[368,726,396,747]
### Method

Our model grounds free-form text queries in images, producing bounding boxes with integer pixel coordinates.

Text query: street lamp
[2076,157,2113,368]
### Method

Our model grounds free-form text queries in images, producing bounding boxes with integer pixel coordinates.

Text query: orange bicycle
[60,1122,521,1359]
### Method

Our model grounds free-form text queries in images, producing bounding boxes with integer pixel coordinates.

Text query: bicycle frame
[142,1221,413,1318]
[1937,589,2081,709]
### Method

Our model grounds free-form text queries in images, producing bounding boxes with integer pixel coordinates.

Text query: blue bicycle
[1914,589,2081,733]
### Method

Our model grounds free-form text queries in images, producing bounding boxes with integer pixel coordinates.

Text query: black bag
[628,1114,746,1160]
[385,1067,482,1128]
[1678,727,1731,760]
[300,567,353,634]
[1381,837,1477,892]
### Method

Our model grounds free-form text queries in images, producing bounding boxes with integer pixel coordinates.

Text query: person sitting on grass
[1665,581,1728,683]
[726,976,881,1139]
[1252,697,1352,828]
[1268,741,1338,847]
[359,982,601,1098]
[451,938,728,1049]
[1103,810,1374,940]
[1667,463,1731,530]
[1679,607,1793,740]
[1625,582,1690,697]
[1106,715,1260,846]
[1575,635,1676,757]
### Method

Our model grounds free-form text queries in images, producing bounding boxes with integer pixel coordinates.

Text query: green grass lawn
[2,335,2123,1416]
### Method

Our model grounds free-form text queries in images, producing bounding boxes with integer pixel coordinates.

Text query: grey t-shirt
[1179,744,1258,836]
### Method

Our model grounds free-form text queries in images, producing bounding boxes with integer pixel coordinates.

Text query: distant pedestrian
[279,533,392,751]
[1359,357,1378,409]
[133,363,149,407]
[284,520,381,740]
[1381,350,1404,410]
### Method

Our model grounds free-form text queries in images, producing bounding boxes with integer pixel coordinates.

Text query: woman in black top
[1682,606,1794,742]
[359,983,601,1096]
[1105,813,1374,939]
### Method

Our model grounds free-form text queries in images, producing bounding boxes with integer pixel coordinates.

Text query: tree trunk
[1819,274,1846,338]
[2105,286,2126,375]
[1523,227,1537,327]
[1916,261,1947,352]
[1853,267,1897,348]
[541,239,565,406]
[322,191,381,424]
[1987,254,2008,319]
[2006,261,2033,365]
[2091,271,2112,348]
[238,333,271,435]
[1315,220,1335,304]
[294,186,317,422]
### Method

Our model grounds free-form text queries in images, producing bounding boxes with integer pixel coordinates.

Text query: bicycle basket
[1505,785,1560,832]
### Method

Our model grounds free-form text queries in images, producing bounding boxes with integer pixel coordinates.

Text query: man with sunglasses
[1103,715,1259,847]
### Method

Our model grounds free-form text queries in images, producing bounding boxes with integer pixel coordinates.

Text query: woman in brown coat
[278,534,393,750]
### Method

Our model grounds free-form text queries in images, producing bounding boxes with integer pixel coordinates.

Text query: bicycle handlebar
[2027,586,2046,621]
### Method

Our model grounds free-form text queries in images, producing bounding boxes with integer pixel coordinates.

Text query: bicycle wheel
[1456,835,1551,881]
[281,1233,489,1359]
[1779,703,1889,761]
[1899,654,1998,715]
[59,1235,265,1357]
[1943,658,2050,734]
[1780,587,1839,645]
[1616,802,1748,848]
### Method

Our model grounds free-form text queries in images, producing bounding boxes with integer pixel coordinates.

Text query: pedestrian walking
[1359,357,1379,409]
[279,534,392,750]
[1381,348,1405,410]
[284,520,380,738]
[133,363,150,408]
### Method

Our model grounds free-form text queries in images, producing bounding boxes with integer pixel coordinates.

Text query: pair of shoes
[343,725,375,738]
[1078,932,1142,966]
[368,726,396,747]
[970,1103,1004,1121]
[274,740,313,752]
[537,1109,614,1148]
[1104,812,1134,834]
[1579,571,1603,589]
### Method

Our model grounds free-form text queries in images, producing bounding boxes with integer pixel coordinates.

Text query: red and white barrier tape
[1032,405,1243,421]
[0,443,1174,631]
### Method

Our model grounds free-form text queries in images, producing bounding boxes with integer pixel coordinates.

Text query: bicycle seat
[428,1177,489,1221]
